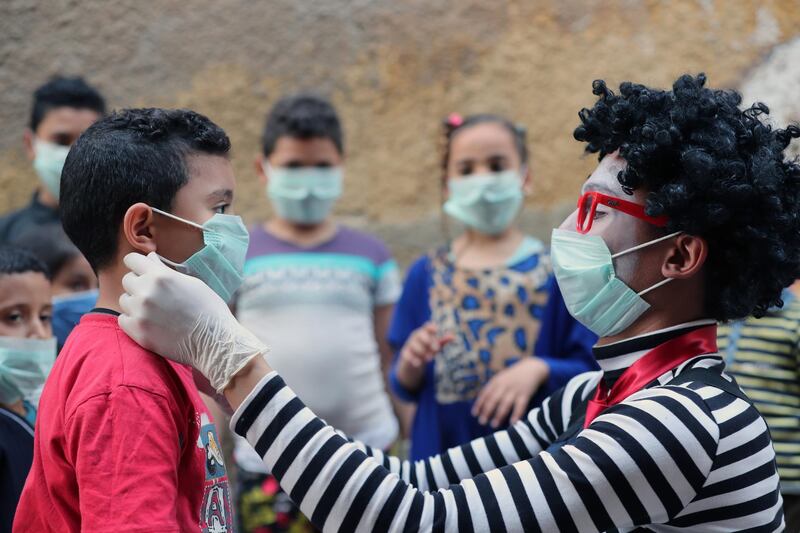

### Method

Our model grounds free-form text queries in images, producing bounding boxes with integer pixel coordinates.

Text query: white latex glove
[119,252,269,392]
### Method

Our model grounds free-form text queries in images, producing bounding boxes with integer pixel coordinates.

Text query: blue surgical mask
[550,228,680,337]
[33,138,70,201]
[0,336,57,408]
[52,289,99,349]
[265,164,343,224]
[443,169,524,235]
[151,208,249,303]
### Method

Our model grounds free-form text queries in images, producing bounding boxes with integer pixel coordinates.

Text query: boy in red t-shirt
[14,108,247,533]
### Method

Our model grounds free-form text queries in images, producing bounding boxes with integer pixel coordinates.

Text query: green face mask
[33,138,70,201]
[151,208,250,303]
[443,169,524,235]
[265,164,343,224]
[0,336,56,408]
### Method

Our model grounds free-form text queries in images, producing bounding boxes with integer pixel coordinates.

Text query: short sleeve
[375,259,402,306]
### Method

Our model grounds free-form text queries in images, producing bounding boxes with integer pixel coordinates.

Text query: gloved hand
[118,252,269,392]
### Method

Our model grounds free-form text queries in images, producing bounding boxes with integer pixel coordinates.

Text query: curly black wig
[574,73,800,321]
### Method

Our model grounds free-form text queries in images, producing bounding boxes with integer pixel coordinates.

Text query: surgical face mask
[33,138,70,201]
[52,289,99,348]
[443,169,524,235]
[151,208,249,303]
[0,336,57,408]
[265,164,343,224]
[550,228,681,337]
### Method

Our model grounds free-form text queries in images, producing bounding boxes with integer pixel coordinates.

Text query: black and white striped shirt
[231,320,784,532]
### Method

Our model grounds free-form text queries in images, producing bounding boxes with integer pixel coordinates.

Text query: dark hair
[60,108,231,271]
[29,76,106,132]
[262,93,343,157]
[0,246,50,279]
[574,73,800,321]
[441,113,528,182]
[10,223,81,279]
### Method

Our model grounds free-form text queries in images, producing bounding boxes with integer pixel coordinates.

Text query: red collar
[584,324,718,428]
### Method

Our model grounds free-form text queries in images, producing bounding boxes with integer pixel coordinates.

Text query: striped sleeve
[230,371,719,532]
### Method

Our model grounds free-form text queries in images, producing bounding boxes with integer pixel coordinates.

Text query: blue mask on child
[266,164,343,224]
[550,228,680,337]
[152,208,250,303]
[52,289,98,349]
[443,170,524,235]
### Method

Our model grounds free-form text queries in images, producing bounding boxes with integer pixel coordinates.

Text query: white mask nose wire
[611,231,682,260]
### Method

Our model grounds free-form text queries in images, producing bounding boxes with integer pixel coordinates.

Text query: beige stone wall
[2,0,799,264]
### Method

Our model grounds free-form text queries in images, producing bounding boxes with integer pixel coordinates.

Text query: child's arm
[65,386,184,530]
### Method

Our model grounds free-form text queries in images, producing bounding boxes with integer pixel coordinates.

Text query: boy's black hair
[30,76,106,132]
[262,93,344,157]
[441,113,528,183]
[0,246,50,280]
[60,108,231,271]
[10,224,81,280]
[574,73,800,321]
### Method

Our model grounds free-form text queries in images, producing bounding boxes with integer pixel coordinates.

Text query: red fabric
[13,313,234,532]
[584,325,718,428]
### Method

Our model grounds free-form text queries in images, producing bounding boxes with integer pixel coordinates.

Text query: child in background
[0,77,105,244]
[232,93,401,533]
[11,224,98,350]
[389,113,597,460]
[0,247,56,533]
[15,108,239,532]
[12,223,96,297]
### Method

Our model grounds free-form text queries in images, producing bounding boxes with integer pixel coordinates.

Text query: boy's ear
[254,155,268,187]
[23,129,35,161]
[123,203,158,254]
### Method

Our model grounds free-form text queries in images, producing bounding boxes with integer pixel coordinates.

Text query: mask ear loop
[610,230,683,297]
[150,207,205,231]
[637,277,673,297]
[611,231,682,259]
[149,207,206,269]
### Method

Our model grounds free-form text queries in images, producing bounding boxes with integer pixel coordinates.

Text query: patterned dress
[389,237,597,460]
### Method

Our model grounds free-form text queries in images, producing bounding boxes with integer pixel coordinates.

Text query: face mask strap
[637,276,673,297]
[150,207,204,231]
[611,231,682,259]
[157,255,182,269]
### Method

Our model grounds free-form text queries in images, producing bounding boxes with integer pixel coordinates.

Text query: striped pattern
[718,292,800,495]
[231,347,783,531]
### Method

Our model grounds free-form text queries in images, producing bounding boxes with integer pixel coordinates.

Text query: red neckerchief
[584,324,718,428]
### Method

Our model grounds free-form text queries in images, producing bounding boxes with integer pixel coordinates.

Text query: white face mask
[33,138,70,201]
[264,163,343,224]
[443,169,524,235]
[0,336,57,407]
[550,228,681,337]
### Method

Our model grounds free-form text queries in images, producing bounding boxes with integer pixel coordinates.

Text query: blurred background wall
[2,0,799,265]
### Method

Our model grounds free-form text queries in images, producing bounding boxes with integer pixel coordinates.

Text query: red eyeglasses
[576,191,668,234]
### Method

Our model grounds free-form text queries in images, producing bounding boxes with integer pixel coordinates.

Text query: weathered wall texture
[1,0,799,264]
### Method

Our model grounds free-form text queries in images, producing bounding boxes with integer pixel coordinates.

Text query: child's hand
[400,323,454,368]
[471,357,550,428]
[396,323,454,390]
